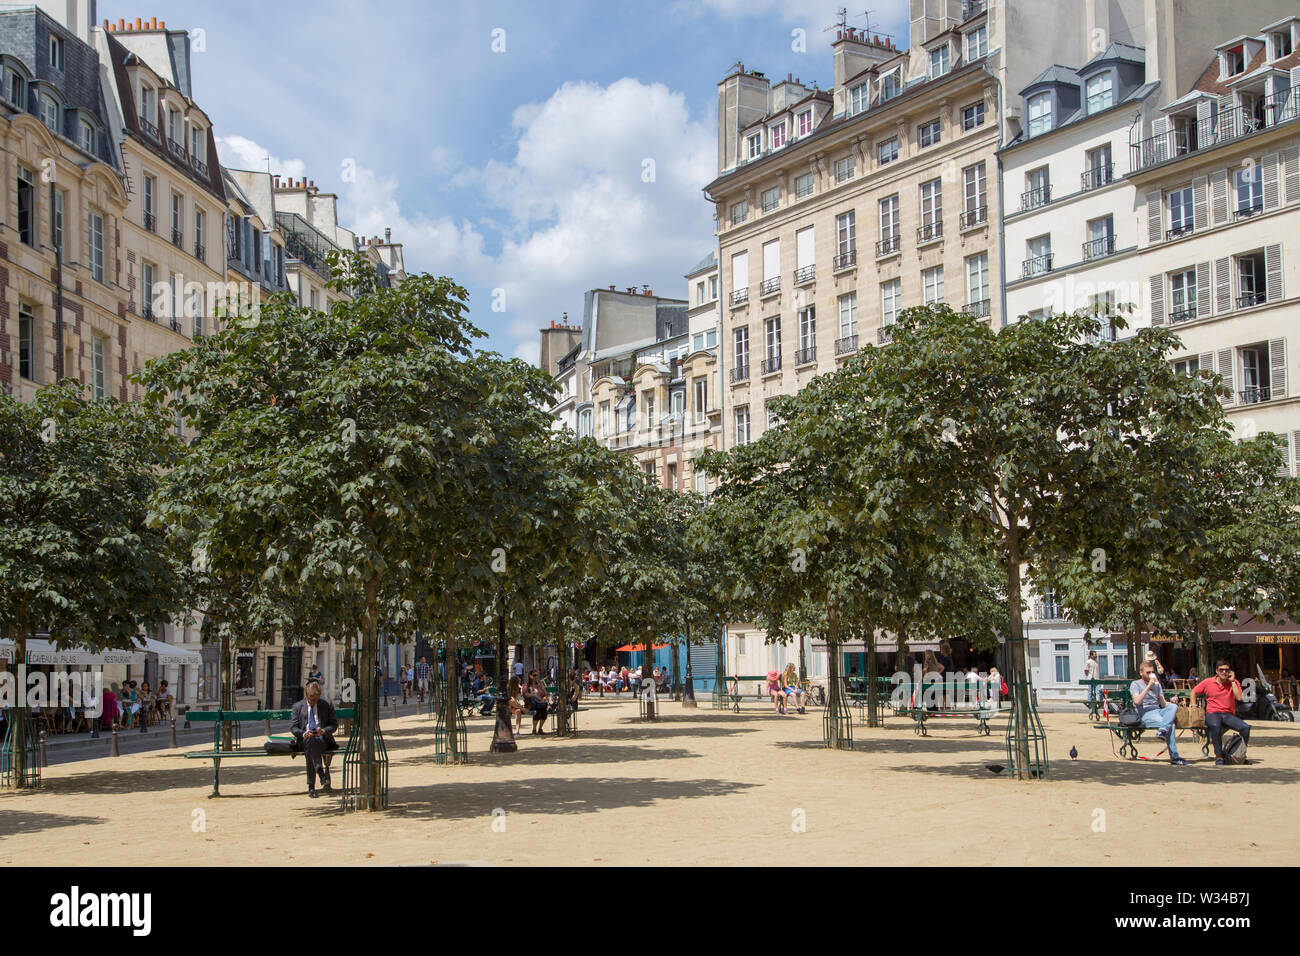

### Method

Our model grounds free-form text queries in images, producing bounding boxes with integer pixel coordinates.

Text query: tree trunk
[341,632,355,737]
[670,639,681,701]
[865,625,879,727]
[1005,529,1033,778]
[356,589,381,810]
[4,631,30,788]
[715,623,726,695]
[442,613,463,763]
[1196,615,1213,681]
[825,600,849,749]
[798,633,807,683]
[554,630,571,736]
[219,628,234,752]
[641,629,656,721]
[682,620,697,707]
[1131,610,1144,679]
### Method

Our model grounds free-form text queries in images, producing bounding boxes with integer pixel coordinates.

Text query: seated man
[290,681,338,798]
[1131,661,1186,766]
[1193,661,1249,765]
[472,674,496,714]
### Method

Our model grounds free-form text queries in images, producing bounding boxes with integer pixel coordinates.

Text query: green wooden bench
[183,707,355,796]
[719,675,774,713]
[1082,678,1133,720]
[1096,693,1211,760]
[899,704,999,736]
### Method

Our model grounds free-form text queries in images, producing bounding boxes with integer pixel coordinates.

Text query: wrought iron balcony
[729,364,750,383]
[141,301,153,321]
[759,276,781,296]
[875,235,901,257]
[761,354,782,375]
[917,221,943,244]
[1237,290,1266,309]
[833,250,856,271]
[143,211,155,233]
[1169,305,1197,324]
[1082,235,1116,260]
[965,299,991,319]
[730,287,749,307]
[276,211,339,279]
[877,325,894,344]
[1165,223,1194,241]
[139,117,159,140]
[171,228,184,249]
[1130,88,1300,170]
[1022,253,1054,277]
[835,334,859,355]
[194,242,205,263]
[959,206,987,229]
[794,346,816,366]
[793,265,815,285]
[1080,163,1115,191]
[1240,385,1272,404]
[169,317,182,333]
[167,138,187,163]
[1234,200,1263,221]
[191,156,208,178]
[1019,185,1051,210]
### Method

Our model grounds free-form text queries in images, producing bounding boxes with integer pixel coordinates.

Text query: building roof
[686,250,717,277]
[1001,80,1157,151]
[1079,40,1145,72]
[1189,44,1299,98]
[1021,64,1080,94]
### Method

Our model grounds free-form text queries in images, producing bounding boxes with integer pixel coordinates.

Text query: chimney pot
[135,17,142,29]
[159,20,165,28]
[150,16,157,29]
[385,227,391,242]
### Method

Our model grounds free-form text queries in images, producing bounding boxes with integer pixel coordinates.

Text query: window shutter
[1146,190,1163,243]
[1193,175,1208,229]
[1196,99,1215,148]
[1198,351,1214,380]
[1269,337,1287,400]
[1278,434,1292,478]
[1263,152,1280,210]
[1292,66,1300,114]
[1151,116,1169,162]
[1196,262,1211,319]
[1294,430,1300,476]
[1215,257,1232,314]
[1285,146,1300,204]
[1148,274,1165,325]
[1211,169,1228,224]
[1265,243,1283,302]
[1217,349,1235,405]
[1217,94,1235,138]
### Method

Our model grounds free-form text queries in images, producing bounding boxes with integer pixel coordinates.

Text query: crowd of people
[579,664,671,696]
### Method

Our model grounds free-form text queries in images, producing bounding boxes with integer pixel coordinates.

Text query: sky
[104,0,910,363]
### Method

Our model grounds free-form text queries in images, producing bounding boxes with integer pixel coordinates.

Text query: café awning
[0,639,140,665]
[129,636,203,665]
[812,640,941,653]
[1224,613,1300,645]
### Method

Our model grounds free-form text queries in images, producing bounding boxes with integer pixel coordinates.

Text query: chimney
[385,227,392,243]
[608,285,615,291]
[135,17,142,29]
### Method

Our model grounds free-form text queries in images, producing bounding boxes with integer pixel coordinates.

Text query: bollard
[110,727,120,757]
[265,718,272,737]
[39,730,47,768]
[391,699,399,720]
[170,714,178,748]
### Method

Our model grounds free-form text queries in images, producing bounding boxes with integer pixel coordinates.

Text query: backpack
[1221,732,1247,765]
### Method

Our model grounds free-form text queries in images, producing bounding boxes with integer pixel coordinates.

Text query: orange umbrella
[615,642,669,652]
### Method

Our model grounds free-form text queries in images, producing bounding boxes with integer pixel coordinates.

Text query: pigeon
[985,764,1005,774]
[1070,746,1078,760]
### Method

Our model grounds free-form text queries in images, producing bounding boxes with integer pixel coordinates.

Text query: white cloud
[215,134,307,180]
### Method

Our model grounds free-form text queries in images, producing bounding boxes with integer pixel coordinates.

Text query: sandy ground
[2,697,1297,866]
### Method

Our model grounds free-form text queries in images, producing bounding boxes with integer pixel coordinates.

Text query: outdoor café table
[1082,678,1132,720]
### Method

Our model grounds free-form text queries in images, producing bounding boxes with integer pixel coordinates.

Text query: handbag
[264,734,300,755]
[1175,697,1205,729]
[1117,706,1142,728]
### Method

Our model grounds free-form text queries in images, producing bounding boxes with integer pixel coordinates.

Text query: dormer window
[1027,92,1052,137]
[849,82,868,115]
[881,70,901,100]
[79,118,94,153]
[747,132,762,159]
[39,92,58,132]
[1222,45,1245,76]
[167,106,181,145]
[7,70,25,107]
[797,109,813,137]
[190,126,206,163]
[770,122,787,150]
[965,25,987,60]
[1085,73,1113,114]
[1270,30,1293,60]
[49,35,63,70]
[930,45,951,79]
[139,84,156,130]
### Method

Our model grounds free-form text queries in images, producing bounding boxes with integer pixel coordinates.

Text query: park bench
[183,707,354,797]
[1082,678,1133,720]
[899,703,998,736]
[1095,692,1210,759]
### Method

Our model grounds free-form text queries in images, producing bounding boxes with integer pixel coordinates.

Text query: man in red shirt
[1192,660,1249,765]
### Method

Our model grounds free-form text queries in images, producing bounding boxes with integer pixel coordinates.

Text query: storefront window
[235,649,255,691]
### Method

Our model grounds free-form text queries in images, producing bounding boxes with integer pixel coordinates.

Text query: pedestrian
[1193,661,1249,765]
[291,681,338,798]
[415,656,431,702]
[1082,650,1099,703]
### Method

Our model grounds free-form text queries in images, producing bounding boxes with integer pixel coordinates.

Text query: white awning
[129,635,202,665]
[811,640,941,653]
[0,639,139,665]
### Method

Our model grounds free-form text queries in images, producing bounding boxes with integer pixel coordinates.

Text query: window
[965,25,987,60]
[1235,165,1262,216]
[922,266,945,305]
[643,390,656,425]
[881,280,901,326]
[1027,92,1052,136]
[881,71,901,100]
[761,186,780,213]
[1237,251,1267,307]
[8,69,24,107]
[695,468,708,496]
[1026,234,1052,275]
[879,194,900,250]
[919,179,943,239]
[834,155,854,183]
[191,287,205,338]
[52,189,64,251]
[139,85,155,127]
[1169,269,1197,322]
[962,163,986,222]
[794,172,814,198]
[962,101,985,130]
[1024,166,1050,209]
[966,253,989,312]
[190,126,205,163]
[918,119,941,147]
[738,634,747,656]
[49,35,63,70]
[194,208,205,259]
[709,275,717,300]
[90,334,106,400]
[770,122,787,149]
[797,305,816,356]
[1085,72,1114,113]
[797,110,813,137]
[17,165,34,246]
[1084,143,1112,188]
[624,396,634,432]
[734,405,751,446]
[839,291,859,336]
[167,106,181,144]
[1271,31,1293,59]
[143,176,155,230]
[693,378,707,422]
[79,119,95,153]
[849,83,868,115]
[836,210,856,258]
[733,326,750,374]
[747,132,762,159]
[40,93,57,131]
[696,279,706,304]
[667,461,678,491]
[764,316,782,365]
[1240,343,1270,403]
[1053,643,1071,683]
[730,201,748,225]
[577,408,593,439]
[1223,46,1244,76]
[88,211,104,282]
[877,136,898,165]
[171,193,183,244]
[141,262,155,318]
[1086,215,1114,259]
[1173,355,1201,377]
[18,303,35,381]
[1168,185,1193,235]
[929,45,950,78]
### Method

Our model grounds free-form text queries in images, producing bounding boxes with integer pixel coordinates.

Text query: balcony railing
[959,206,987,229]
[1165,223,1194,241]
[1020,185,1051,210]
[1022,253,1054,277]
[876,234,901,257]
[965,299,991,319]
[795,346,816,366]
[167,138,187,163]
[1240,385,1272,404]
[139,117,159,140]
[1080,163,1115,191]
[276,211,339,279]
[729,364,750,383]
[141,301,153,321]
[1082,235,1116,260]
[730,287,749,307]
[169,317,182,333]
[1237,290,1266,309]
[833,250,856,271]
[761,354,782,375]
[1169,304,1198,324]
[171,228,184,249]
[759,276,781,296]
[1130,89,1300,170]
[877,325,894,344]
[143,211,155,233]
[917,221,943,244]
[191,156,208,178]
[1234,200,1263,221]
[793,265,815,285]
[834,334,859,355]
[195,242,205,263]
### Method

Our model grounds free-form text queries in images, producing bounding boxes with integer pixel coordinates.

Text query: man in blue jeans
[1131,661,1187,765]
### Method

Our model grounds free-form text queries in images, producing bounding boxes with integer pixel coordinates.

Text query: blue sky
[106,0,910,361]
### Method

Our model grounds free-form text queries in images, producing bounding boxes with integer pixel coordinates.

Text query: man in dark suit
[291,681,338,798]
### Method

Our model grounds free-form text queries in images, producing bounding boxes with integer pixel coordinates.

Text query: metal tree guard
[1004,636,1049,779]
[823,637,853,749]
[0,707,40,789]
[639,680,659,720]
[712,630,729,710]
[553,640,575,737]
[340,688,388,811]
[433,691,469,764]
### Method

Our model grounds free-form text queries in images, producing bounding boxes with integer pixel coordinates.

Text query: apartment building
[222,167,290,312]
[273,175,358,312]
